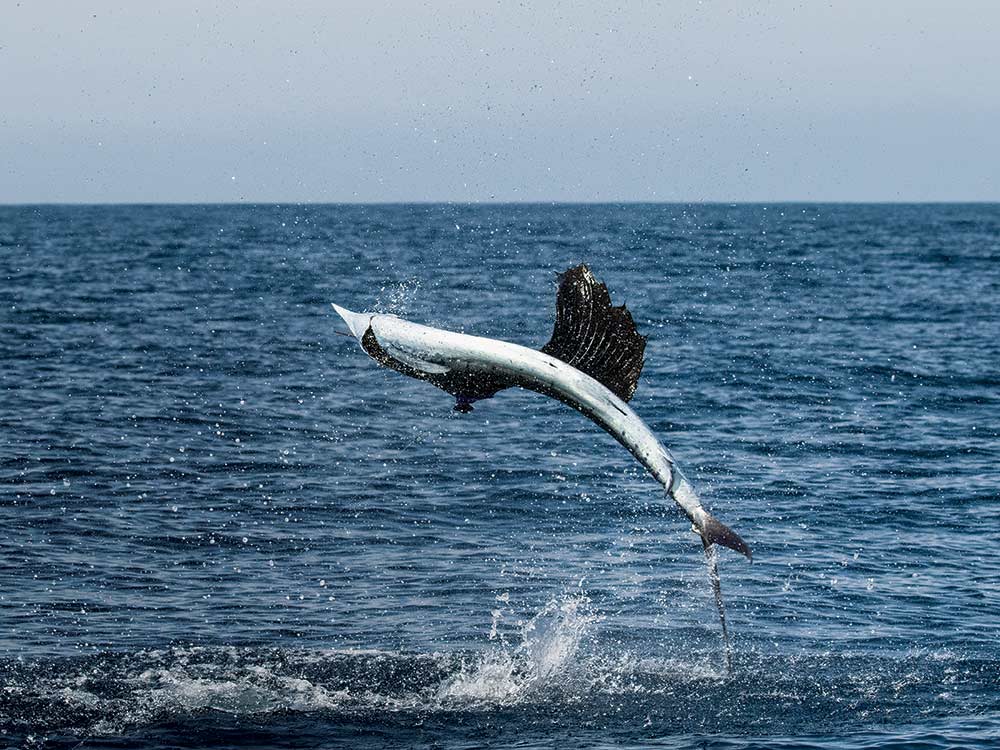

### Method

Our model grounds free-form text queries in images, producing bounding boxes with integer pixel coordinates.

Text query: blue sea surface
[1,204,998,748]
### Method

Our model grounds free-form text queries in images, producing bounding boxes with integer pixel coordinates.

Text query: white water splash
[101,662,352,731]
[438,594,599,705]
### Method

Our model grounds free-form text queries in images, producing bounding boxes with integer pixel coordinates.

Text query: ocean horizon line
[2,199,999,208]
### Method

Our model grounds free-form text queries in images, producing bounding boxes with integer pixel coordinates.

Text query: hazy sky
[2,1,998,202]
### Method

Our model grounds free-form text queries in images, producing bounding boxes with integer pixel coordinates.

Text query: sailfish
[333,265,751,667]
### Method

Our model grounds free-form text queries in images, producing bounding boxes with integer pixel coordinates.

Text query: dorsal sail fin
[541,265,647,402]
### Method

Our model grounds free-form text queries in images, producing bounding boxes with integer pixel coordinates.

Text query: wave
[2,594,996,746]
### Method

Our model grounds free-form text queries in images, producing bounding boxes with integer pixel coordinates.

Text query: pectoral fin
[380,341,451,375]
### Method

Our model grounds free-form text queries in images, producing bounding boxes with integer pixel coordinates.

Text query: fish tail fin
[699,512,753,561]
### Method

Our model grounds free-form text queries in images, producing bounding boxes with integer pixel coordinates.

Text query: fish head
[331,304,375,342]
[332,305,451,379]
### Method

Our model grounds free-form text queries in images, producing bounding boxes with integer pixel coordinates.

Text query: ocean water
[1,203,998,749]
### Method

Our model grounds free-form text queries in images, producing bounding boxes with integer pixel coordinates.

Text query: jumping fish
[333,265,751,667]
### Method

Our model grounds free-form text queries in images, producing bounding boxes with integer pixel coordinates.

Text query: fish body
[333,265,750,666]
[346,311,726,542]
